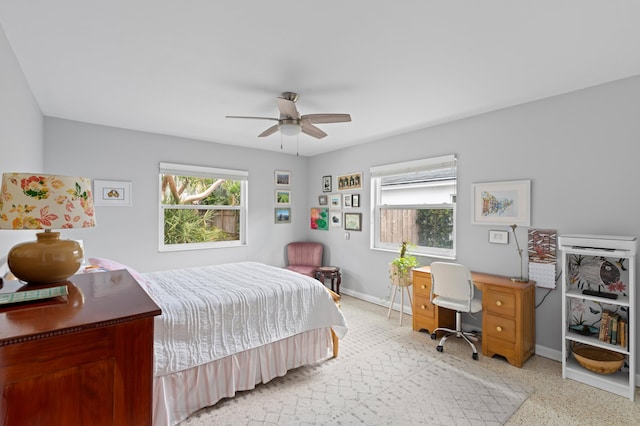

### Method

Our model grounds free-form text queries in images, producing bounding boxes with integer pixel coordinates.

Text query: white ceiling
[1,1,639,156]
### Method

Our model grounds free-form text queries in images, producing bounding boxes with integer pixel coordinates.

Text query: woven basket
[572,344,624,375]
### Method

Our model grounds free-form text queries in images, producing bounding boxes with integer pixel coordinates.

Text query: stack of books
[599,310,628,349]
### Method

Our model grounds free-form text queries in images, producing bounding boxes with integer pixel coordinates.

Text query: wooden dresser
[0,270,161,425]
[412,266,535,367]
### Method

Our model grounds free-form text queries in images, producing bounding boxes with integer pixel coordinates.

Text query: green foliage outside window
[416,209,454,249]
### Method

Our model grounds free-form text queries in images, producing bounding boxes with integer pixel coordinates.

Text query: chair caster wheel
[472,352,478,360]
[436,345,443,352]
[430,333,437,340]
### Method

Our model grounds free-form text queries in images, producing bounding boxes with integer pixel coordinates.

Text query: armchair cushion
[285,242,323,277]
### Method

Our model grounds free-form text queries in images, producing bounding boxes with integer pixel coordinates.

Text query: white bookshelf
[559,234,636,400]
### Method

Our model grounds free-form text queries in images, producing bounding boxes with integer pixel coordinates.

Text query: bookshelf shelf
[560,234,637,401]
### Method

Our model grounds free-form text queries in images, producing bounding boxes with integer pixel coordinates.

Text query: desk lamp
[0,173,96,284]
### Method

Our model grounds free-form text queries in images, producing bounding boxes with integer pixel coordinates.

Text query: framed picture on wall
[343,194,352,208]
[94,180,132,206]
[471,179,531,226]
[318,195,328,206]
[275,207,291,224]
[344,212,362,231]
[322,175,332,192]
[352,193,360,208]
[329,194,341,210]
[330,211,342,227]
[275,189,291,205]
[337,172,362,191]
[275,170,291,186]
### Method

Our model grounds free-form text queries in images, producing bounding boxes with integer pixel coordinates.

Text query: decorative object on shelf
[471,179,530,226]
[0,173,96,284]
[572,344,624,375]
[322,175,332,192]
[569,324,599,336]
[389,242,419,287]
[509,224,528,283]
[310,207,329,230]
[337,172,362,191]
[571,254,622,300]
[274,207,291,224]
[274,170,290,186]
[343,212,362,231]
[93,180,132,206]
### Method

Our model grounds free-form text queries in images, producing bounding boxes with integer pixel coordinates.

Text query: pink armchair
[285,242,323,277]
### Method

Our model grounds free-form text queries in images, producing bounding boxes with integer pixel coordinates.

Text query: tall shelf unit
[559,234,637,400]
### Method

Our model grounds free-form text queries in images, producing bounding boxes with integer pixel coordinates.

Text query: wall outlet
[344,232,350,240]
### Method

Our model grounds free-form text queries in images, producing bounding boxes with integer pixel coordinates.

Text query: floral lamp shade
[0,173,96,284]
[0,173,96,230]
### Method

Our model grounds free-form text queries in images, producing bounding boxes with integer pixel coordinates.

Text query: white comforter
[142,262,347,377]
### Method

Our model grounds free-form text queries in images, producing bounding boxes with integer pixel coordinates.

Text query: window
[159,162,248,251]
[370,154,457,258]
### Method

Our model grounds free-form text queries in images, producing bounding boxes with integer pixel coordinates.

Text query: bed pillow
[88,257,147,286]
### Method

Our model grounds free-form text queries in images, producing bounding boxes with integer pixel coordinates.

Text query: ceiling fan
[226,92,351,139]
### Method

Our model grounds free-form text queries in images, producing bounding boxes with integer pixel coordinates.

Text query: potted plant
[389,241,419,287]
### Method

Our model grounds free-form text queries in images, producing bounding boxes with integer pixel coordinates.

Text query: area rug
[179,296,531,425]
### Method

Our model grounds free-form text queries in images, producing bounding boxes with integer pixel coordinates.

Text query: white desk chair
[429,262,483,360]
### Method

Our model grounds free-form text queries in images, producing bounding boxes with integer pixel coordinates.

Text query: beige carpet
[179,295,531,425]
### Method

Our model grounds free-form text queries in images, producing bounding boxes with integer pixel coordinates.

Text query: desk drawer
[413,294,435,319]
[484,288,516,318]
[413,275,431,298]
[484,314,516,344]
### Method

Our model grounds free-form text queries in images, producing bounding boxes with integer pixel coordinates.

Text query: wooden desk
[412,266,535,367]
[0,270,161,425]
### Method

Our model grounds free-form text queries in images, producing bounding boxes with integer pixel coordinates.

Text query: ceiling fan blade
[277,97,300,119]
[258,124,279,137]
[226,115,278,121]
[301,113,351,124]
[301,123,328,139]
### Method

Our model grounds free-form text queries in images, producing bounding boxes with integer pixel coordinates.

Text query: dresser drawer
[484,288,516,318]
[484,313,516,344]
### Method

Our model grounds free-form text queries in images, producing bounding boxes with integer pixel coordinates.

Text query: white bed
[137,261,348,426]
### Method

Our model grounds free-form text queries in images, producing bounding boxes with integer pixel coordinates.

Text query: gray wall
[43,118,312,272]
[307,75,640,360]
[0,25,43,263]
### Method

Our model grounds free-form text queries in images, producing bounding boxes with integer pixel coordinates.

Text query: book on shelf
[599,310,610,342]
[610,314,619,344]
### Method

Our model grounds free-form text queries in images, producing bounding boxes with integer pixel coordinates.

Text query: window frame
[158,162,248,252]
[370,154,457,259]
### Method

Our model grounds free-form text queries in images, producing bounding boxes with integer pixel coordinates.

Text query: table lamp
[0,173,96,284]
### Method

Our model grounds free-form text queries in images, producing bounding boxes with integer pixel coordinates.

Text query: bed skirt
[153,327,334,426]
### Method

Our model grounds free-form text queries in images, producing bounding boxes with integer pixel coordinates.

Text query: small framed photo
[352,193,360,208]
[329,194,342,210]
[330,211,342,227]
[344,212,362,231]
[275,170,291,186]
[275,189,291,205]
[322,175,332,192]
[94,180,132,206]
[275,207,291,224]
[311,207,329,231]
[337,172,362,191]
[471,179,531,226]
[489,230,509,244]
[318,195,328,205]
[343,194,352,208]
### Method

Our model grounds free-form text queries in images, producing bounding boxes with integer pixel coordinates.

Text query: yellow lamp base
[7,231,84,284]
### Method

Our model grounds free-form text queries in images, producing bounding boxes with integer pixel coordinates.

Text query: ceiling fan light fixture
[279,119,301,136]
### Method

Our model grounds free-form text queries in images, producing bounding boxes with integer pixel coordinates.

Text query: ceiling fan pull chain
[296,134,299,157]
